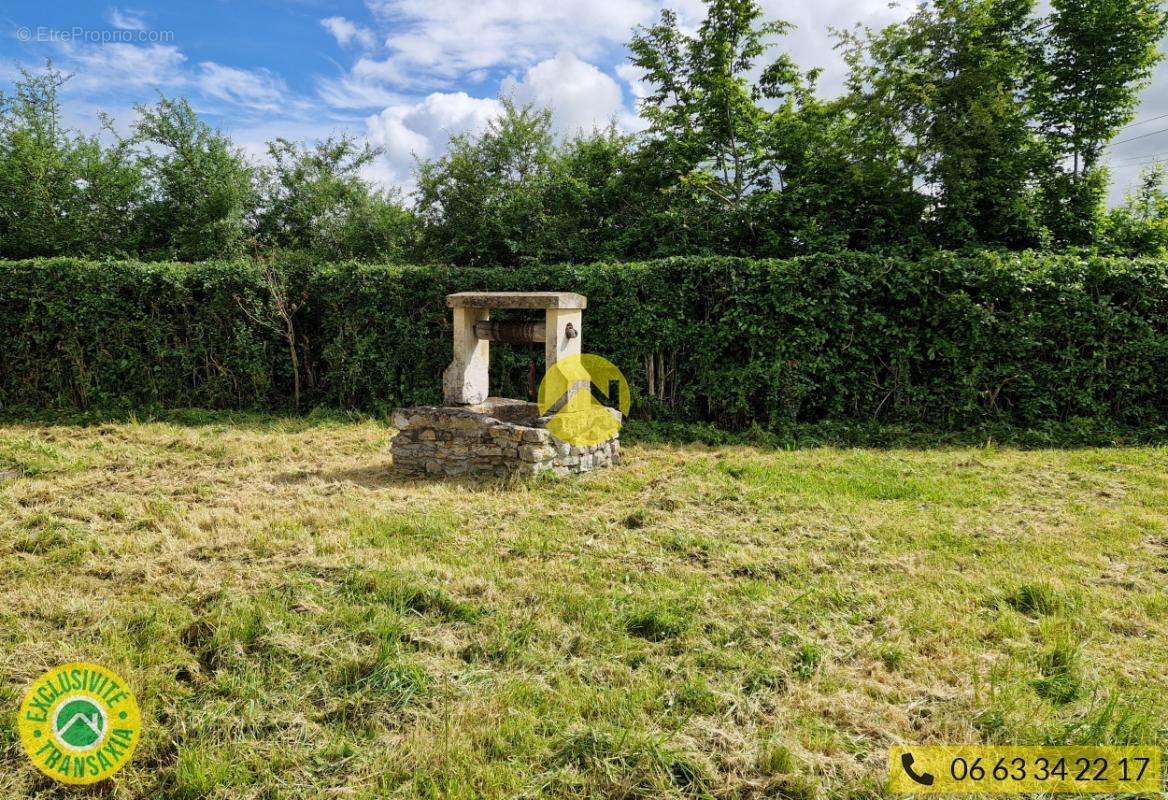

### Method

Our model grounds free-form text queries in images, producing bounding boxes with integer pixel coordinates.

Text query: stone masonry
[391,398,619,478]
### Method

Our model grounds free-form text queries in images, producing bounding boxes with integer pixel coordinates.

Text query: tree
[843,0,1044,249]
[628,0,925,257]
[134,97,254,261]
[628,0,800,250]
[752,84,928,255]
[1032,0,1168,244]
[542,126,641,262]
[1100,164,1168,255]
[255,135,414,260]
[0,65,78,258]
[414,99,556,266]
[0,64,144,258]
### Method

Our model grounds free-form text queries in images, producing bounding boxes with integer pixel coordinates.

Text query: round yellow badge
[537,354,630,448]
[18,662,142,785]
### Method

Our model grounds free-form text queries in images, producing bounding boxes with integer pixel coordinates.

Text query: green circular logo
[54,697,106,751]
[18,663,142,785]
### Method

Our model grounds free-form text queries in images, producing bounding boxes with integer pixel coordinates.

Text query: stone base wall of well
[391,401,619,478]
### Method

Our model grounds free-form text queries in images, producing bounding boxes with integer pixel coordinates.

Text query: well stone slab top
[446,291,586,310]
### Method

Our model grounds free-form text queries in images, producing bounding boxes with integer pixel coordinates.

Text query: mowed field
[1,414,1167,799]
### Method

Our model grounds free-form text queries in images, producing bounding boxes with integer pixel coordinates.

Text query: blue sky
[2,1,1166,201]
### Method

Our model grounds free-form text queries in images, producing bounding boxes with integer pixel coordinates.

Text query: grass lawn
[1,413,1167,799]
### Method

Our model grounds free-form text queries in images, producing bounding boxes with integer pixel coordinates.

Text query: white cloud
[316,73,405,110]
[358,54,639,193]
[351,56,414,86]
[359,0,658,88]
[321,16,377,49]
[501,53,626,134]
[364,91,504,187]
[616,63,651,102]
[66,43,187,89]
[49,42,306,118]
[107,7,149,31]
[196,63,290,112]
[323,0,910,116]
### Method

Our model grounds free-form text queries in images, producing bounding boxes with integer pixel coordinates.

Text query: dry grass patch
[1,413,1167,798]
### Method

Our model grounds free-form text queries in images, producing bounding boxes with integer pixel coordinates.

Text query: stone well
[391,398,619,478]
[390,292,620,478]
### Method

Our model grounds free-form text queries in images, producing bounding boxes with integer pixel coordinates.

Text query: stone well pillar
[442,306,490,405]
[544,308,582,370]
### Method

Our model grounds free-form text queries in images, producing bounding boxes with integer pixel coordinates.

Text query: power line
[1105,148,1168,162]
[1111,125,1168,146]
[1107,150,1163,161]
[1108,158,1166,169]
[1103,153,1168,169]
[1120,111,1168,131]
[1105,149,1164,161]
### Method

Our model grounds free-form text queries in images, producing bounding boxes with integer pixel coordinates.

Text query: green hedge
[3,253,1168,428]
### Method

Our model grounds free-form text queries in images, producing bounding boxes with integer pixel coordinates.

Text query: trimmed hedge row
[3,253,1168,427]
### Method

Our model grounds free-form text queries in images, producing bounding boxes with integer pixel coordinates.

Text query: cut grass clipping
[1,412,1167,799]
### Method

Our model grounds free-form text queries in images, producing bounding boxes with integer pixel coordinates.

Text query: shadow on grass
[274,462,544,493]
[4,405,1168,451]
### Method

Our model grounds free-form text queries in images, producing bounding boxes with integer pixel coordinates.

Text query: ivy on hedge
[2,252,1167,428]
